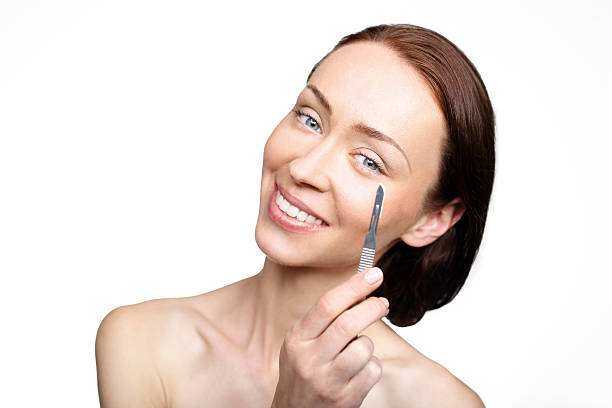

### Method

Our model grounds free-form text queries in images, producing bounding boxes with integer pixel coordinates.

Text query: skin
[96,41,484,407]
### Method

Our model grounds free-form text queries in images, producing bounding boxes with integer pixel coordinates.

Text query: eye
[354,152,385,175]
[293,108,321,132]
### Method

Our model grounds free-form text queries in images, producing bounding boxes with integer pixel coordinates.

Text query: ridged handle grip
[357,247,376,273]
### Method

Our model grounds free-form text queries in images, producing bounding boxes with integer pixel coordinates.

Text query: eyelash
[293,108,322,132]
[292,108,386,175]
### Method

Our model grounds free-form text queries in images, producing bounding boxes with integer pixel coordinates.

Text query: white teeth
[276,191,290,211]
[280,199,290,212]
[275,189,325,225]
[287,205,299,217]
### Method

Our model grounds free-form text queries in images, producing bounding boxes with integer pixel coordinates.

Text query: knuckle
[354,341,373,361]
[294,361,312,380]
[283,327,295,344]
[372,297,388,313]
[317,294,336,316]
[309,375,336,403]
[335,315,356,338]
[358,335,374,354]
[283,329,299,353]
[286,345,318,381]
[367,356,383,380]
[347,279,363,298]
[322,388,340,404]
[330,391,350,407]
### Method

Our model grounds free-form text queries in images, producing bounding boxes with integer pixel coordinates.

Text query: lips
[275,182,329,225]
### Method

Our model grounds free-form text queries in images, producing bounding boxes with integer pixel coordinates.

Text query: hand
[271,267,389,408]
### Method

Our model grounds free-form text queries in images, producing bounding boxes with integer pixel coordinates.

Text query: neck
[244,257,361,377]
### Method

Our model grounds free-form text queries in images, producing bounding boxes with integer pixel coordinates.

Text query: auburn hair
[307,24,496,326]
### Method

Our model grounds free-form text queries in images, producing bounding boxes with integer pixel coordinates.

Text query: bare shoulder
[95,297,209,408]
[96,300,169,407]
[381,346,485,408]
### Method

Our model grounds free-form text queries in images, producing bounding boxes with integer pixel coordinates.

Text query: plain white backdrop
[1,0,610,406]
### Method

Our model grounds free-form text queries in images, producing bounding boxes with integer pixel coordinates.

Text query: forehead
[307,42,447,174]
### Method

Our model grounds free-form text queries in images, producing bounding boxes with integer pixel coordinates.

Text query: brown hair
[307,23,496,326]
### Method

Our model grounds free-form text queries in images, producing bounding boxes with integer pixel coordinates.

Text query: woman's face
[255,41,447,269]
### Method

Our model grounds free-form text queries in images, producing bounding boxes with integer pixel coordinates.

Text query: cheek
[263,130,287,171]
[378,190,424,241]
[335,187,384,233]
[344,184,424,244]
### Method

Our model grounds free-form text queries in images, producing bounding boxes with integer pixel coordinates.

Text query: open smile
[267,183,330,233]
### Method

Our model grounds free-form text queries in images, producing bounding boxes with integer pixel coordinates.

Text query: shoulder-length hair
[307,24,496,326]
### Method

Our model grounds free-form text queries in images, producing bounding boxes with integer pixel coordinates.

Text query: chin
[256,227,361,273]
[252,184,356,269]
[254,220,332,268]
[255,222,300,267]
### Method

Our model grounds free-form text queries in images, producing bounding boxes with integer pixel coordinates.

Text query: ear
[400,197,466,248]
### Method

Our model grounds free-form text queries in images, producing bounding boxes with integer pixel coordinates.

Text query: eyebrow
[305,84,412,172]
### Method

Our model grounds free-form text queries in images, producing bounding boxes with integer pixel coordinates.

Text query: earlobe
[400,198,465,248]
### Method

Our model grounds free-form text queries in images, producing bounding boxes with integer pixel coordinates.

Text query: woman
[96,23,495,407]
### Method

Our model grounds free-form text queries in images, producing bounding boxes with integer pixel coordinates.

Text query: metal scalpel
[357,184,385,273]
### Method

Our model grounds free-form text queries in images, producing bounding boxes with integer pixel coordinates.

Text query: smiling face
[254,41,448,269]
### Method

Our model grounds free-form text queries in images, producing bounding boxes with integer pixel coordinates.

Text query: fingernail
[379,297,389,308]
[365,267,383,283]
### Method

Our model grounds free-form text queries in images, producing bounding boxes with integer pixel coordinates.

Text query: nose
[287,142,333,192]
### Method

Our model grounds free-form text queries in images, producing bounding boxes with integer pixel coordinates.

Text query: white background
[1,1,610,406]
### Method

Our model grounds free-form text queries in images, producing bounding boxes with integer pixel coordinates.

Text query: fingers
[292,267,384,340]
[329,335,375,383]
[315,295,389,362]
[345,355,383,394]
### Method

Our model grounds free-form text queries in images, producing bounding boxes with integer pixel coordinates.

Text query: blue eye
[292,108,386,175]
[293,108,321,132]
[355,153,384,174]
